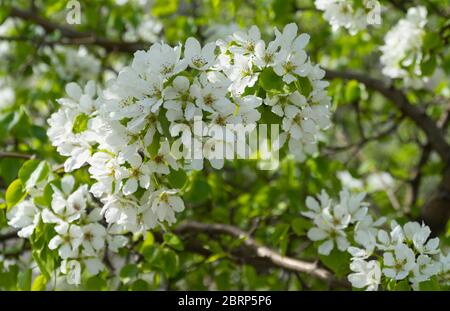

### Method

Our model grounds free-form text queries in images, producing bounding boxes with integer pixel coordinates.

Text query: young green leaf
[5,179,27,211]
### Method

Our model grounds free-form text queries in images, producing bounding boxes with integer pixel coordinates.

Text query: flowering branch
[10,6,449,162]
[0,219,347,287]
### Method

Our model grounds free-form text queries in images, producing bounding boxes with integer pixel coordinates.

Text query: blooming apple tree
[0,0,449,291]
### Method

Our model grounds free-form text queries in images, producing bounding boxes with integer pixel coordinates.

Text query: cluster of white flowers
[349,220,449,291]
[7,175,127,285]
[124,15,163,43]
[50,46,101,82]
[0,18,17,58]
[337,171,395,192]
[203,23,240,42]
[303,189,449,290]
[0,82,15,110]
[314,0,379,35]
[46,23,331,235]
[303,189,377,255]
[380,6,428,88]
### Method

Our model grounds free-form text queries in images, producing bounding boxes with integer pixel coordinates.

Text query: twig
[325,69,450,162]
[174,221,350,288]
[0,151,33,159]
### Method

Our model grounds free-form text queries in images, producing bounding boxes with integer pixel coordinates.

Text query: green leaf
[295,76,313,97]
[33,183,54,208]
[418,276,441,291]
[158,110,171,138]
[18,269,32,291]
[147,132,161,157]
[272,223,289,243]
[139,232,154,252]
[272,0,294,24]
[8,107,31,139]
[291,218,312,236]
[153,272,161,288]
[120,264,139,281]
[85,276,107,290]
[242,83,260,96]
[0,265,18,290]
[206,253,226,263]
[5,179,27,211]
[0,158,23,184]
[318,248,351,277]
[30,221,57,279]
[186,176,211,204]
[31,248,56,280]
[423,32,441,52]
[271,223,289,255]
[163,232,184,251]
[31,275,47,291]
[421,56,437,77]
[72,113,89,134]
[30,125,48,142]
[167,169,188,189]
[130,279,150,290]
[259,68,284,93]
[19,160,50,191]
[0,4,12,24]
[161,248,179,278]
[344,80,361,103]
[393,280,411,291]
[152,0,178,17]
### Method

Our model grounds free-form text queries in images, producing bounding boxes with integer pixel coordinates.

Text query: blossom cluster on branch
[303,189,450,290]
[380,6,429,88]
[7,23,332,285]
[46,23,331,232]
[314,0,381,35]
[7,173,127,285]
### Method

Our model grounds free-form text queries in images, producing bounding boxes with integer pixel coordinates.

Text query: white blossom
[307,205,351,255]
[314,0,370,35]
[348,259,381,291]
[184,37,216,70]
[382,243,416,280]
[380,6,428,88]
[7,200,40,238]
[147,188,185,225]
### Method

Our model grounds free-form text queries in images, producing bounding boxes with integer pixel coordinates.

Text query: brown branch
[0,151,33,159]
[9,6,149,53]
[324,117,401,155]
[409,143,432,207]
[325,69,450,162]
[326,69,450,234]
[1,216,347,286]
[0,230,19,242]
[173,221,350,288]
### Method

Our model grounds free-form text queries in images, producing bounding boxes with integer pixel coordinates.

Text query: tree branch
[0,230,19,242]
[0,151,33,159]
[324,116,401,155]
[9,6,148,53]
[325,69,450,162]
[9,4,448,163]
[173,221,350,288]
[326,69,450,233]
[1,220,349,288]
